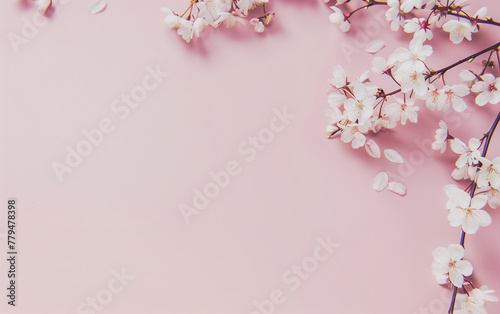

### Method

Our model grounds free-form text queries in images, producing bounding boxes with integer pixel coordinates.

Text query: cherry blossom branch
[377,43,499,101]
[427,41,500,78]
[327,1,500,312]
[448,110,500,314]
[161,0,275,42]
[439,9,500,27]
[344,1,386,18]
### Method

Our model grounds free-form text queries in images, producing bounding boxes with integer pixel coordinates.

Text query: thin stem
[480,50,494,76]
[448,286,458,314]
[381,88,401,98]
[443,11,500,27]
[346,1,386,18]
[427,41,500,78]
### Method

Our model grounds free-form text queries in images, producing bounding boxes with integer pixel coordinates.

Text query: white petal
[448,243,465,260]
[388,181,407,196]
[475,7,487,19]
[365,40,385,54]
[373,172,389,192]
[365,139,381,158]
[471,194,488,209]
[384,149,404,164]
[459,69,477,82]
[455,260,473,276]
[449,268,465,287]
[89,0,107,15]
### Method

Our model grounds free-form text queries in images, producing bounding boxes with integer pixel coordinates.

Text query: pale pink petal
[384,149,404,164]
[448,244,465,260]
[365,139,381,158]
[470,194,488,209]
[449,268,465,287]
[373,172,389,192]
[89,0,107,15]
[455,260,473,276]
[387,181,407,196]
[365,40,385,54]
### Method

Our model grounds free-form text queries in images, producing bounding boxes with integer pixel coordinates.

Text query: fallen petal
[89,0,107,15]
[365,139,381,158]
[388,181,407,196]
[384,149,404,164]
[373,172,389,192]
[365,40,385,54]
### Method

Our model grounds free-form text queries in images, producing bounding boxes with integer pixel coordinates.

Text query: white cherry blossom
[394,66,428,96]
[439,85,470,112]
[400,0,422,13]
[329,65,348,88]
[443,19,478,44]
[217,11,246,27]
[371,112,397,132]
[426,85,442,110]
[343,82,376,125]
[391,37,433,73]
[329,6,350,32]
[177,20,195,43]
[450,137,481,179]
[485,187,500,209]
[386,0,404,31]
[432,120,448,153]
[444,185,491,234]
[340,123,369,149]
[384,96,419,125]
[404,18,433,40]
[476,157,500,189]
[455,286,498,314]
[432,243,473,287]
[471,74,500,106]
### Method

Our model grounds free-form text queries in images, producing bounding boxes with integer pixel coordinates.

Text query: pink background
[1,0,499,313]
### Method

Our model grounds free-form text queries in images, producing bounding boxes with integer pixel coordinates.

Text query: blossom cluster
[326,0,500,312]
[161,0,275,42]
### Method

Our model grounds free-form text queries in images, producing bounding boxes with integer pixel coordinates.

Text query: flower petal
[387,181,407,196]
[384,149,404,164]
[449,268,465,287]
[365,139,381,158]
[89,0,107,15]
[373,171,389,192]
[365,40,385,54]
[448,243,465,261]
[456,260,473,276]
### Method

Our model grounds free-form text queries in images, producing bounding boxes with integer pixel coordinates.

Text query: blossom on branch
[432,244,473,287]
